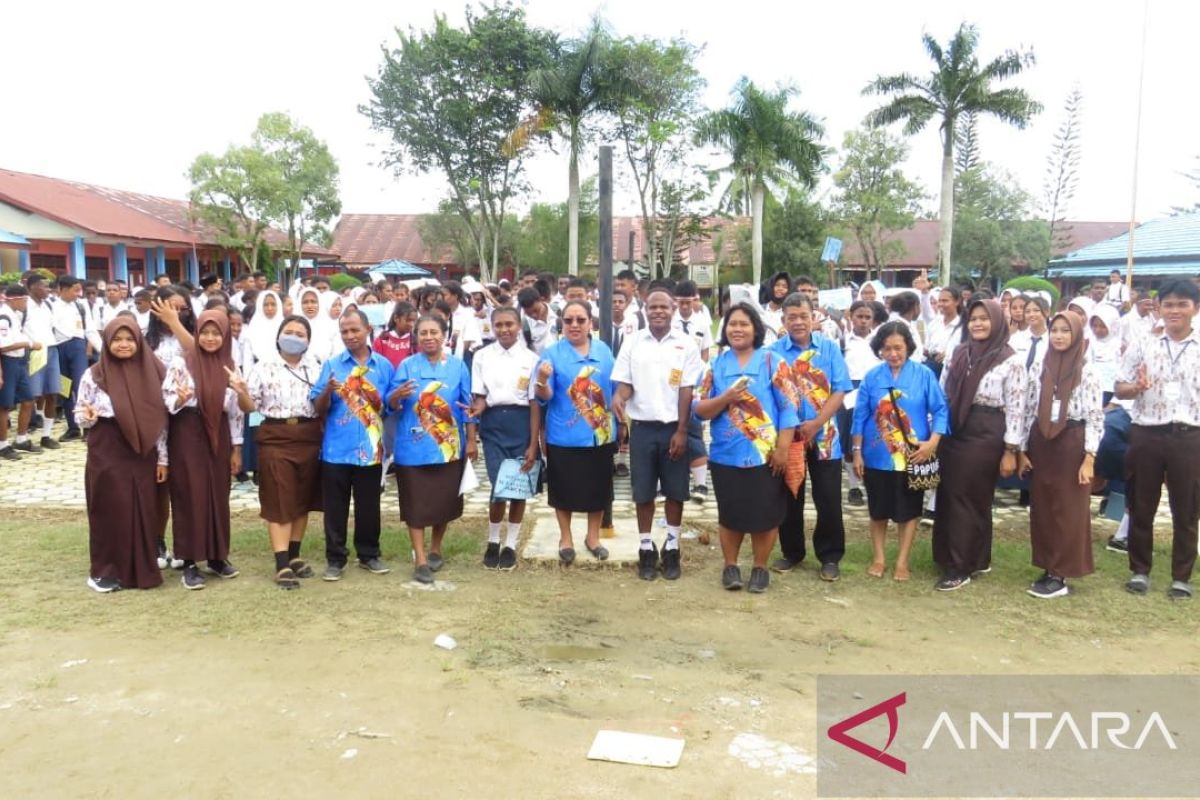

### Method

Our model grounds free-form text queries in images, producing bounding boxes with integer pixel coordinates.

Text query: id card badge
[516,373,530,392]
[668,368,682,388]
[1049,397,1062,424]
[1164,381,1182,404]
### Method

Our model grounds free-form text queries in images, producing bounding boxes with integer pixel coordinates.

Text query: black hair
[56,275,80,290]
[781,292,814,312]
[566,276,587,289]
[491,306,521,325]
[339,307,371,331]
[415,313,449,335]
[250,271,267,280]
[388,301,416,332]
[794,275,816,287]
[561,299,593,322]
[939,285,963,315]
[870,320,917,358]
[534,278,552,301]
[718,302,767,349]
[146,286,195,350]
[3,283,28,297]
[868,300,888,325]
[516,287,541,311]
[24,272,46,287]
[1110,269,1122,276]
[673,279,698,298]
[973,289,994,300]
[203,297,228,311]
[275,314,312,352]
[133,289,152,301]
[434,300,452,319]
[648,277,675,294]
[1024,295,1051,320]
[888,291,919,319]
[83,280,98,290]
[615,269,638,283]
[1157,279,1200,305]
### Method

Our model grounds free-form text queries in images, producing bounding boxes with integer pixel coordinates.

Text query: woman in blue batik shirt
[851,321,949,582]
[534,299,616,566]
[388,314,477,584]
[694,302,798,595]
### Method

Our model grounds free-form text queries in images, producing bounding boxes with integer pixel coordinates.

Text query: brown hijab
[1037,312,1087,441]
[944,299,1014,431]
[186,310,235,453]
[91,317,168,457]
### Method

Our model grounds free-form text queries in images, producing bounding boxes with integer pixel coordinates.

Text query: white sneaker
[87,576,120,593]
[168,551,184,569]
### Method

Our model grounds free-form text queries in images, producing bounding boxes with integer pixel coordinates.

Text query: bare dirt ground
[1,507,1197,799]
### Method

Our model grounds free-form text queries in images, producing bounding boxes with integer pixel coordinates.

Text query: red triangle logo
[827,691,907,774]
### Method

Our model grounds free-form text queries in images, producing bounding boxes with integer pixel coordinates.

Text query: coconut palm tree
[694,78,826,287]
[864,22,1041,276]
[526,22,608,276]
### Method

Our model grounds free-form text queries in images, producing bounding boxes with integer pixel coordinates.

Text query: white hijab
[246,290,284,364]
[298,287,333,363]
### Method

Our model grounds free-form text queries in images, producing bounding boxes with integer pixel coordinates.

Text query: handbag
[888,388,941,492]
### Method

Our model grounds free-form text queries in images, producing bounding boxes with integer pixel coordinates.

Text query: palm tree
[695,78,826,287]
[527,22,608,276]
[864,22,1041,277]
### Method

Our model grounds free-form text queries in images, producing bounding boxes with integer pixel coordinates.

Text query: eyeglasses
[563,317,590,325]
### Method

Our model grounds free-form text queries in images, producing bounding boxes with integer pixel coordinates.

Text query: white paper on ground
[587,730,684,768]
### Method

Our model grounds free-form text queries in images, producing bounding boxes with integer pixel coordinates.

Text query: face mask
[278,334,309,356]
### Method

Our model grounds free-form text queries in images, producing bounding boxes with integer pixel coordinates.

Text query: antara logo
[827,692,907,774]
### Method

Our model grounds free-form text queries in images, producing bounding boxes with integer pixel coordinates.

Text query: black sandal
[586,543,609,561]
[289,558,314,579]
[275,567,300,590]
[559,548,576,566]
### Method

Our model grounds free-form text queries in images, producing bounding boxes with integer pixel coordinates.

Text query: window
[30,254,66,273]
[85,256,109,283]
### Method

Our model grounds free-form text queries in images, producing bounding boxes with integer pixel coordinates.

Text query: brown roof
[332,214,458,267]
[0,167,335,257]
[840,219,1130,270]
[609,216,747,266]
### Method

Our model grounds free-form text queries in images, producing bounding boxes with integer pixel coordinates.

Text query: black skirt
[710,462,787,533]
[480,405,533,500]
[546,444,613,512]
[396,461,465,527]
[864,468,924,523]
[932,406,1007,576]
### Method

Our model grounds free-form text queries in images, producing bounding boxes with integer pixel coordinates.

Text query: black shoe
[483,542,501,569]
[638,544,659,581]
[661,547,681,580]
[721,565,743,590]
[13,439,41,453]
[323,563,344,581]
[39,436,60,450]
[935,574,971,592]
[1018,489,1030,508]
[359,557,391,574]
[181,565,206,590]
[426,552,444,572]
[289,558,314,579]
[614,462,630,478]
[819,562,841,582]
[234,471,250,483]
[1027,574,1069,599]
[498,547,517,571]
[414,563,435,584]
[1106,536,1128,554]
[586,542,609,561]
[771,557,801,573]
[30,413,43,429]
[0,446,21,461]
[60,429,83,442]
[274,568,300,590]
[747,567,770,593]
[558,547,576,566]
[87,576,121,593]
[691,484,709,504]
[204,559,239,578]
[847,487,865,506]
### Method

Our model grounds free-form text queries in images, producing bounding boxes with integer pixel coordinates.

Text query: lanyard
[1163,338,1193,377]
[284,363,313,388]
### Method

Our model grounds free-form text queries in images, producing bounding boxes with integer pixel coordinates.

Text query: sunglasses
[562,317,590,325]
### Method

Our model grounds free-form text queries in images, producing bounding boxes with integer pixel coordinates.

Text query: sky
[3,0,1197,224]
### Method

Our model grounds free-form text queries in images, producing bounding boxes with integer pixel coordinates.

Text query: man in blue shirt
[769,293,852,580]
[310,309,395,580]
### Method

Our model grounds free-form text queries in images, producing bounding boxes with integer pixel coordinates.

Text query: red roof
[840,219,1130,270]
[0,168,335,257]
[332,214,458,268]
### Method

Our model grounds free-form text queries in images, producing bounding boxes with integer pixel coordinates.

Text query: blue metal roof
[1046,261,1200,279]
[1048,213,1200,266]
[0,229,30,246]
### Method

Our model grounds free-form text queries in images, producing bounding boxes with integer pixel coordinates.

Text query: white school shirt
[1118,329,1200,427]
[96,300,129,328]
[51,295,89,344]
[611,327,703,423]
[671,311,713,357]
[23,297,56,349]
[470,340,538,407]
[0,303,32,357]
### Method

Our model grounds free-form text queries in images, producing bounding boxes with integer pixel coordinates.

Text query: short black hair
[200,273,219,289]
[56,275,80,290]
[794,275,816,287]
[416,313,449,335]
[83,280,98,290]
[24,273,46,288]
[340,307,371,330]
[673,279,698,298]
[566,276,587,289]
[1110,269,1122,276]
[870,320,917,358]
[534,278,552,301]
[275,314,312,350]
[250,271,267,279]
[888,291,919,318]
[491,305,521,325]
[615,269,638,283]
[3,283,28,297]
[1157,279,1200,305]
[781,292,814,312]
[718,302,766,349]
[517,287,541,311]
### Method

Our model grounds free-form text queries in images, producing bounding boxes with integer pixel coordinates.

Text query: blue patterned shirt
[310,348,394,466]
[537,338,616,448]
[768,332,852,460]
[388,354,473,466]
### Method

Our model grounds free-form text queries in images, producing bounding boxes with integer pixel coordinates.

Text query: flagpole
[1125,0,1150,294]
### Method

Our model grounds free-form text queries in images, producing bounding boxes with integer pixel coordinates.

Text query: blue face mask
[278,334,309,356]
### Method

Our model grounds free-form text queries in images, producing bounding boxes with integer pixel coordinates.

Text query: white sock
[845,464,861,489]
[664,526,680,551]
[488,521,502,544]
[43,417,54,436]
[691,465,707,487]
[15,434,28,443]
[617,449,628,466]
[1116,511,1130,541]
[639,532,654,551]
[0,440,8,449]
[504,521,520,549]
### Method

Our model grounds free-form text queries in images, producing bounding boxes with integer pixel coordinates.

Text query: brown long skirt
[932,407,1007,577]
[396,460,465,527]
[86,419,163,589]
[1028,423,1094,578]
[256,420,323,523]
[167,409,232,562]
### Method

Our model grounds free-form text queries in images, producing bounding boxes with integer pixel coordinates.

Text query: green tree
[694,77,826,288]
[864,22,1041,273]
[601,35,704,278]
[952,165,1048,285]
[831,127,926,282]
[759,189,828,279]
[363,3,555,282]
[527,20,608,276]
[417,203,479,270]
[188,145,276,272]
[511,176,599,272]
[253,112,340,290]
[1042,86,1083,255]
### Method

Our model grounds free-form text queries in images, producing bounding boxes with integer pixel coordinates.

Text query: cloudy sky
[4,0,1196,223]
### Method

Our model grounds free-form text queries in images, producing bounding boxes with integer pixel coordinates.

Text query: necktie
[681,319,690,333]
[1026,336,1040,369]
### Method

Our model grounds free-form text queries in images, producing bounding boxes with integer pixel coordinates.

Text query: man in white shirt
[95,282,129,328]
[516,287,556,354]
[52,275,94,442]
[21,273,61,452]
[1122,287,1158,346]
[1104,270,1130,309]
[612,289,703,582]
[670,281,714,503]
[0,284,40,460]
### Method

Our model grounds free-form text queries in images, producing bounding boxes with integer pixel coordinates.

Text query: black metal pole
[599,146,615,536]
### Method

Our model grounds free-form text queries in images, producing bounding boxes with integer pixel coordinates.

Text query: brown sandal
[275,567,300,590]
[289,558,314,579]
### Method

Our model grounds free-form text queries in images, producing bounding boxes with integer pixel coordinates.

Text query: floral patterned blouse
[246,354,320,419]
[1118,329,1200,426]
[74,368,169,466]
[161,356,245,444]
[1021,361,1105,455]
[941,350,1027,447]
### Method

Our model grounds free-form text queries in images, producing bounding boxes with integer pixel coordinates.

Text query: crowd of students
[0,265,1196,600]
